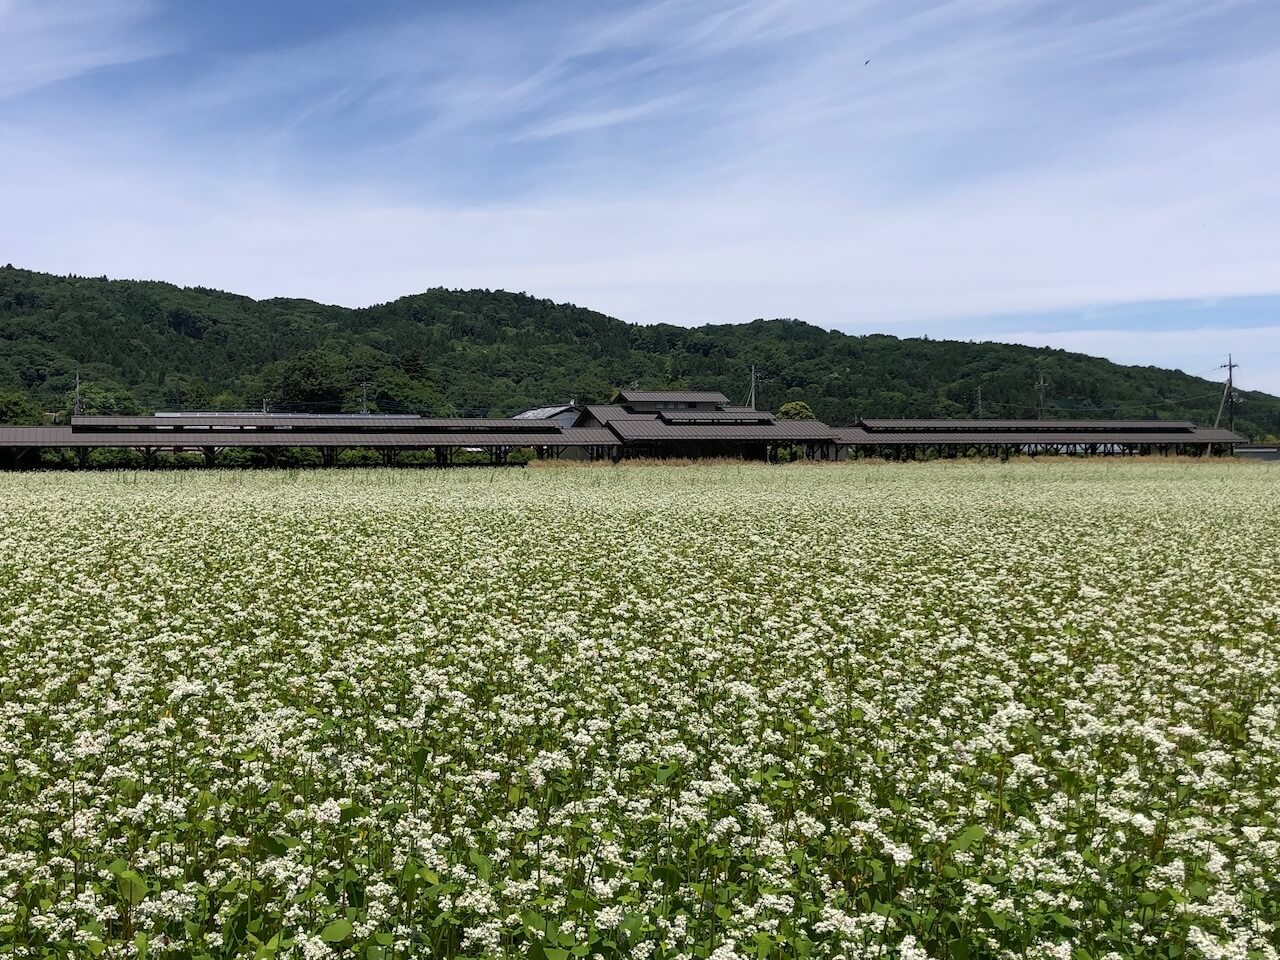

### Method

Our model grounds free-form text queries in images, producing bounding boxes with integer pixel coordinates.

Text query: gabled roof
[615,389,730,404]
[583,404,657,424]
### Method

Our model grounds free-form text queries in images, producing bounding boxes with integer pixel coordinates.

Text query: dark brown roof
[74,414,420,427]
[71,415,551,432]
[616,390,730,404]
[606,419,834,442]
[835,427,1244,445]
[658,410,775,424]
[583,405,656,424]
[0,427,618,448]
[858,419,1199,433]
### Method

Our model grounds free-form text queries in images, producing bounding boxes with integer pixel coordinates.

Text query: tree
[62,382,143,420]
[777,400,815,420]
[2,266,1278,437]
[0,389,44,424]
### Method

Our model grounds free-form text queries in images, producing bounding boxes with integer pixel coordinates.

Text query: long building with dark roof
[0,394,1247,468]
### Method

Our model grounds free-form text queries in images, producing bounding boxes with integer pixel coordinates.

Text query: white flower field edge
[0,463,1277,960]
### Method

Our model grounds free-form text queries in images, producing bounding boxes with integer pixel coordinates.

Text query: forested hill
[2,265,1276,438]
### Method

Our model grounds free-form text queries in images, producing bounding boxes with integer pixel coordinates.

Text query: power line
[980,389,1225,416]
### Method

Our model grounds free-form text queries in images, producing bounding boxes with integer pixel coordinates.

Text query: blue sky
[3,0,1279,392]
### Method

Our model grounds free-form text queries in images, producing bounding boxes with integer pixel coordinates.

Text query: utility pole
[74,369,83,416]
[1035,368,1048,420]
[976,384,984,418]
[1214,354,1238,430]
[360,381,371,415]
[261,398,268,414]
[747,365,757,411]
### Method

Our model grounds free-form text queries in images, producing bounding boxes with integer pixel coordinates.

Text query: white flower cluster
[0,462,1276,960]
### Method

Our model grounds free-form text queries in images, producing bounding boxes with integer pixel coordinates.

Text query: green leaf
[651,864,682,888]
[983,907,1008,930]
[951,824,986,852]
[117,870,147,906]
[544,949,570,960]
[321,919,353,942]
[339,802,366,823]
[400,856,420,885]
[469,848,492,880]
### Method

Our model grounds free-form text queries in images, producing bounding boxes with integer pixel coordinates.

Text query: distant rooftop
[858,419,1199,433]
[151,411,421,420]
[615,389,730,404]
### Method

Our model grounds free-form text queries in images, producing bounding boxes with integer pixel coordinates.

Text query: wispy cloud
[3,0,1280,392]
[0,0,163,99]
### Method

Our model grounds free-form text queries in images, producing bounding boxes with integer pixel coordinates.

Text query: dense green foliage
[778,401,816,420]
[2,266,1275,437]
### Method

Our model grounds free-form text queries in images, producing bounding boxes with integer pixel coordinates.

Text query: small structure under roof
[513,403,580,429]
[514,404,575,419]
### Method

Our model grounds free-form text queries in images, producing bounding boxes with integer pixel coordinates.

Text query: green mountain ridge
[1,265,1275,439]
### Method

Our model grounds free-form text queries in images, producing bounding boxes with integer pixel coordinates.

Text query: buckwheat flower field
[1,463,1278,960]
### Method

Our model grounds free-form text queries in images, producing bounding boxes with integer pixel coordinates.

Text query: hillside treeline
[1,266,1275,437]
